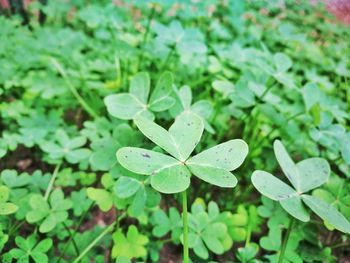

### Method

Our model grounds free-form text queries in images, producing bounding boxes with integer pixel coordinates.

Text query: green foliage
[187,201,232,259]
[105,72,175,120]
[10,235,52,263]
[117,111,248,193]
[218,205,261,242]
[40,129,91,164]
[236,243,259,263]
[0,186,18,215]
[26,189,72,233]
[312,175,350,222]
[0,1,350,262]
[151,207,182,242]
[112,225,149,259]
[252,140,350,233]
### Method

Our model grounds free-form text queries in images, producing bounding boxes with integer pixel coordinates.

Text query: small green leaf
[128,187,147,216]
[114,177,141,199]
[302,195,350,234]
[129,72,150,104]
[134,115,180,159]
[168,111,204,161]
[112,225,148,259]
[0,186,10,203]
[39,214,57,233]
[0,185,18,215]
[0,203,18,215]
[151,164,191,194]
[187,139,248,171]
[117,147,179,175]
[86,187,113,212]
[280,196,310,222]
[251,170,297,201]
[188,165,237,188]
[104,93,145,120]
[149,71,174,111]
[273,140,300,191]
[296,158,330,193]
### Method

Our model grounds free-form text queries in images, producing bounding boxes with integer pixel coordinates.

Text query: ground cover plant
[0,0,350,262]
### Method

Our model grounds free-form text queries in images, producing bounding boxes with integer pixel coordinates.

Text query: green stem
[278,218,294,263]
[182,190,189,263]
[72,222,116,263]
[162,44,176,70]
[8,220,25,237]
[44,163,61,201]
[138,6,156,69]
[143,6,155,44]
[330,241,350,249]
[62,222,80,256]
[51,58,99,119]
[57,202,94,263]
[245,222,252,246]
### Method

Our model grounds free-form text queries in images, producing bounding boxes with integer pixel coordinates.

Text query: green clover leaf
[86,187,113,212]
[218,205,261,243]
[111,225,149,259]
[40,129,91,164]
[187,201,232,259]
[252,140,350,233]
[117,111,248,194]
[89,123,143,171]
[170,85,215,133]
[312,175,350,222]
[10,235,52,263]
[26,189,72,233]
[0,186,18,215]
[104,71,175,120]
[151,207,182,242]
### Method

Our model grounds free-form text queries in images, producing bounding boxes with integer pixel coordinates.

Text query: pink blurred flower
[326,0,350,25]
[0,0,10,9]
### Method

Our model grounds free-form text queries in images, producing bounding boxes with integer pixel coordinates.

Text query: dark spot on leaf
[277,195,287,199]
[142,153,151,158]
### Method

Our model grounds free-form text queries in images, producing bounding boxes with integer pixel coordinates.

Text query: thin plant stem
[50,58,99,119]
[245,222,252,246]
[182,190,189,263]
[278,218,294,263]
[57,202,95,263]
[44,163,61,201]
[115,56,122,87]
[62,222,80,256]
[72,222,116,263]
[162,44,176,70]
[138,5,156,68]
[8,220,25,237]
[330,241,350,249]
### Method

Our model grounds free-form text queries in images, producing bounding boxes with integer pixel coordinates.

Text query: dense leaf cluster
[0,0,350,262]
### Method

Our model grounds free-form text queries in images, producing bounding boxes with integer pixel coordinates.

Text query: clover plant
[117,111,248,262]
[104,71,175,120]
[252,140,350,262]
[1,1,350,262]
[0,186,18,215]
[112,225,149,260]
[9,235,52,263]
[26,189,72,233]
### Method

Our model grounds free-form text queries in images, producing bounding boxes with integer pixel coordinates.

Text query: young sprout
[117,111,248,263]
[252,140,350,262]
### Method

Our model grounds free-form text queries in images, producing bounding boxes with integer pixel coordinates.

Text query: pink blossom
[326,0,350,25]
